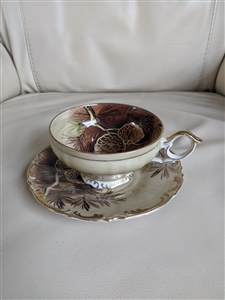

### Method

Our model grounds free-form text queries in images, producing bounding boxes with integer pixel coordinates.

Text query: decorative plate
[27,146,183,222]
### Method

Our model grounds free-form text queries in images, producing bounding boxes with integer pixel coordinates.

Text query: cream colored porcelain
[27,146,184,221]
[49,103,202,188]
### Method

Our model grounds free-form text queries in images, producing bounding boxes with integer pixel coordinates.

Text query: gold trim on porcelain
[27,146,184,222]
[166,130,203,144]
[49,103,164,158]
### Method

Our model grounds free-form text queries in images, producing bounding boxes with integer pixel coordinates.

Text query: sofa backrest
[1,1,224,94]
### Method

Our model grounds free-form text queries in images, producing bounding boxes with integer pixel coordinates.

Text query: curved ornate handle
[152,130,203,163]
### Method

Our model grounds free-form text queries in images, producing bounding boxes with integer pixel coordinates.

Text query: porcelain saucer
[27,146,183,222]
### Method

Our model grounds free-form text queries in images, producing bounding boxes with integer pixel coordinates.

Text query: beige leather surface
[1,43,21,102]
[2,92,224,299]
[1,1,224,94]
[216,56,225,96]
[1,1,224,298]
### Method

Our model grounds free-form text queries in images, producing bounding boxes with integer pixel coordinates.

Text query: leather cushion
[1,1,224,93]
[2,91,224,299]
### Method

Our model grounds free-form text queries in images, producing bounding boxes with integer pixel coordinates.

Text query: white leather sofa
[1,1,224,299]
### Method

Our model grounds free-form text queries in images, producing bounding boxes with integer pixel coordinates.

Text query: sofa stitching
[19,0,41,92]
[197,0,217,90]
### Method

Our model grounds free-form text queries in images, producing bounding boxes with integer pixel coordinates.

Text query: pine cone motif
[118,122,144,144]
[94,132,126,153]
[64,170,79,183]
[55,159,79,183]
[55,159,70,172]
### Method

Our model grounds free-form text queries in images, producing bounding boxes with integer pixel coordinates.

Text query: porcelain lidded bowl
[49,103,202,188]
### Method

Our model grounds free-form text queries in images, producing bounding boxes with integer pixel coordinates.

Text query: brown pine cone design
[94,132,126,153]
[118,122,144,144]
[55,159,70,172]
[64,169,79,183]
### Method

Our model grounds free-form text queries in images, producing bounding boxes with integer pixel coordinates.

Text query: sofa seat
[2,91,224,299]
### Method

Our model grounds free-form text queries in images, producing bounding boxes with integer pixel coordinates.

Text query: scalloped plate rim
[27,146,184,222]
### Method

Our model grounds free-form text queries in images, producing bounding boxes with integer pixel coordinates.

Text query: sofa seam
[18,0,41,92]
[197,0,217,91]
[0,41,22,99]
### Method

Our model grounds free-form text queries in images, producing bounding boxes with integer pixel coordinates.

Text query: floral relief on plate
[27,146,184,221]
